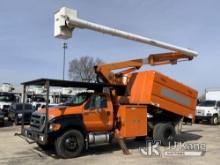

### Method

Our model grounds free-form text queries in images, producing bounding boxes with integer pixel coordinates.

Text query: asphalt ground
[0,120,219,165]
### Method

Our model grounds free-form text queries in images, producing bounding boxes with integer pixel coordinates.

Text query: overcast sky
[0,0,220,95]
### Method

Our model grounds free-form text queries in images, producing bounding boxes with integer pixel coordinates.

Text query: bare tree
[69,56,104,82]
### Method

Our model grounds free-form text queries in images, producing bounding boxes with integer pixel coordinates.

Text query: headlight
[18,113,23,117]
[49,123,61,132]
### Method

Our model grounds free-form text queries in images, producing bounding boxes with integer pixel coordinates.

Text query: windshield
[0,94,16,102]
[63,93,91,106]
[198,100,216,107]
[60,95,72,103]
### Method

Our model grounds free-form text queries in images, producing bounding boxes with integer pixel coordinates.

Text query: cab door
[82,94,113,132]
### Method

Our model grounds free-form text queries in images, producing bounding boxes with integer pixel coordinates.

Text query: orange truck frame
[21,52,197,158]
[19,7,198,158]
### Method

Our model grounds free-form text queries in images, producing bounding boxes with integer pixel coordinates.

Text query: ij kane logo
[139,140,206,157]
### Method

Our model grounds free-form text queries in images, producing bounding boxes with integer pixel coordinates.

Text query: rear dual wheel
[153,123,176,146]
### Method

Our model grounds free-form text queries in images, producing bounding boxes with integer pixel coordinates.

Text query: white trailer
[205,88,220,101]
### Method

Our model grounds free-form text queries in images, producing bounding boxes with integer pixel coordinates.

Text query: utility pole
[62,41,67,80]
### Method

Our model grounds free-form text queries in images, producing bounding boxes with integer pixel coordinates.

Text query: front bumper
[195,116,212,120]
[24,128,48,145]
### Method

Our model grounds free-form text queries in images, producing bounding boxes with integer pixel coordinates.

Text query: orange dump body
[119,70,198,119]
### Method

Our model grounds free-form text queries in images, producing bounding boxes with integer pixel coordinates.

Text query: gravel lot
[0,121,219,165]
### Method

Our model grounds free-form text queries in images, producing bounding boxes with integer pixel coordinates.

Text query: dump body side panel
[119,71,198,119]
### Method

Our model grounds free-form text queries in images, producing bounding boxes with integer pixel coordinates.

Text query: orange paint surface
[120,70,198,119]
[116,105,147,138]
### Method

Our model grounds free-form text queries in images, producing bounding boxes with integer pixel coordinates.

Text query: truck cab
[196,100,220,125]
[0,92,17,117]
[41,92,114,132]
[26,90,115,158]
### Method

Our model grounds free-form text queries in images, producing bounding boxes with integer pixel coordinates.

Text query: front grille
[197,109,204,116]
[30,112,46,132]
[3,105,9,109]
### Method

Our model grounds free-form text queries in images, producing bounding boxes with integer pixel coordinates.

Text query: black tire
[195,119,200,124]
[55,129,84,158]
[153,123,176,146]
[210,115,219,125]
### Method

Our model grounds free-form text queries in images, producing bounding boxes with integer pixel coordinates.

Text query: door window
[99,96,107,108]
[85,95,107,110]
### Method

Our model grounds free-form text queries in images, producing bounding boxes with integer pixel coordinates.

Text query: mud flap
[175,117,184,135]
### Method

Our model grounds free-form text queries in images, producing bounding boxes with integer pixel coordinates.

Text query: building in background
[26,85,86,104]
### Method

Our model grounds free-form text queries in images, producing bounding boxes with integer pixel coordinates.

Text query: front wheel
[210,115,219,125]
[55,129,84,158]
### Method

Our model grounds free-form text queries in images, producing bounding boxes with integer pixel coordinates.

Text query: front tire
[55,129,84,158]
[195,119,200,124]
[210,115,219,125]
[153,123,176,146]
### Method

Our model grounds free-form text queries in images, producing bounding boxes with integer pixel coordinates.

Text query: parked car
[8,103,35,125]
[0,92,17,117]
[196,100,220,125]
[0,110,4,126]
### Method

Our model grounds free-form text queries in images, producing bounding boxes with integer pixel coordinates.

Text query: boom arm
[95,52,193,85]
[54,7,198,57]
